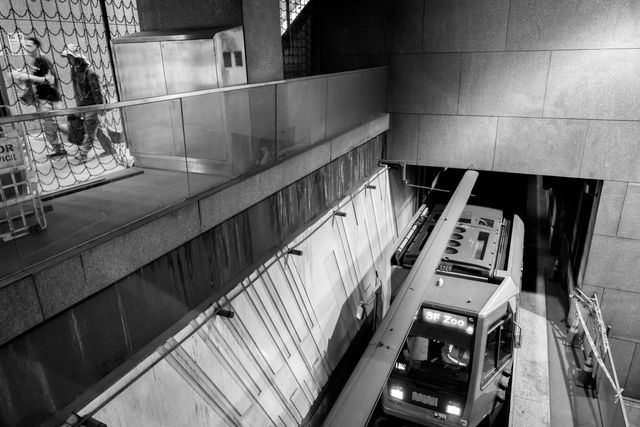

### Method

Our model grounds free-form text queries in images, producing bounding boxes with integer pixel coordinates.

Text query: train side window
[481,315,514,386]
[482,327,499,381]
[498,318,514,366]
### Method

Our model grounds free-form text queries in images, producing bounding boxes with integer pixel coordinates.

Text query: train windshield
[395,308,475,394]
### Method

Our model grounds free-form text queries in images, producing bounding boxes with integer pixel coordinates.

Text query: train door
[469,305,517,426]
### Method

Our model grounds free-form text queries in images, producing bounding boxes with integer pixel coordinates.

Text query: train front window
[395,309,475,394]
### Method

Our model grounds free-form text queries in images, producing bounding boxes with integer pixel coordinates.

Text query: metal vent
[234,51,243,66]
[223,52,232,67]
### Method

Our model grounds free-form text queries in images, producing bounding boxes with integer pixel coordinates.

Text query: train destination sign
[421,308,470,331]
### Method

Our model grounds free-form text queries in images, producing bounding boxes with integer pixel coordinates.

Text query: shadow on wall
[303,277,384,426]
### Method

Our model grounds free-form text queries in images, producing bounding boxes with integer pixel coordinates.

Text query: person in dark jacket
[11,37,65,157]
[61,43,104,162]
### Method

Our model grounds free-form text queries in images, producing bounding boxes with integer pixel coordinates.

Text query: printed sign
[7,32,24,56]
[0,137,24,169]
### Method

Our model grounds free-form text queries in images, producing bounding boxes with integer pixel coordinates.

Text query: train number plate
[411,391,437,407]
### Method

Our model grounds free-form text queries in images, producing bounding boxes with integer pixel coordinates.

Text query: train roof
[421,273,497,314]
[429,204,504,273]
[418,271,518,317]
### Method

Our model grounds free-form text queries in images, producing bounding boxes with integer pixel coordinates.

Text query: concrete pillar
[241,0,284,82]
[136,0,242,31]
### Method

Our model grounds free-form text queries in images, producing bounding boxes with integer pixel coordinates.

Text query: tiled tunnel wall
[313,0,640,400]
[383,0,640,400]
[76,168,397,427]
[0,135,387,427]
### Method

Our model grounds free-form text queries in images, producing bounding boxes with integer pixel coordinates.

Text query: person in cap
[11,37,65,158]
[61,43,104,162]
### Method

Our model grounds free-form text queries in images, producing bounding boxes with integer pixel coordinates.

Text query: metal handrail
[0,66,388,125]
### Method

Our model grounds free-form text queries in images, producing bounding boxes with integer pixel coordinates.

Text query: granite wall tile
[387,54,461,114]
[608,338,636,391]
[424,0,510,52]
[319,0,385,56]
[508,0,640,50]
[602,1,640,48]
[593,180,626,237]
[600,288,640,342]
[387,114,419,163]
[625,347,640,397]
[361,114,390,149]
[417,114,497,170]
[459,51,549,117]
[494,118,587,177]
[82,203,201,291]
[507,0,610,50]
[330,126,366,161]
[34,256,89,318]
[581,121,640,182]
[544,50,640,120]
[385,0,424,54]
[617,183,640,240]
[199,166,284,232]
[581,284,605,303]
[584,234,640,293]
[281,144,332,185]
[0,277,43,345]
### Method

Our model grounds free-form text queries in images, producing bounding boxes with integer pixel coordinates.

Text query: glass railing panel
[6,101,189,269]
[0,67,388,279]
[115,99,190,208]
[0,122,31,278]
[122,99,186,170]
[182,85,276,196]
[360,67,388,122]
[325,71,364,140]
[276,76,327,159]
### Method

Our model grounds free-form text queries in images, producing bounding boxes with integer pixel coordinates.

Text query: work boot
[46,143,68,158]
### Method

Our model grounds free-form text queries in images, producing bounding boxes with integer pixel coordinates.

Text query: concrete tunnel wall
[314,0,640,397]
[74,168,399,426]
[308,0,640,402]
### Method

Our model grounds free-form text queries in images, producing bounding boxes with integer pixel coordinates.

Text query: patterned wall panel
[77,169,396,426]
[0,134,386,427]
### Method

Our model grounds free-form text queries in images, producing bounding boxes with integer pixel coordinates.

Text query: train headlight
[466,325,474,335]
[446,404,462,416]
[389,387,404,400]
[395,362,406,371]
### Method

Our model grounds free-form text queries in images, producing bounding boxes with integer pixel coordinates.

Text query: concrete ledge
[200,114,388,231]
[0,277,43,345]
[34,256,87,318]
[0,113,389,345]
[82,203,201,290]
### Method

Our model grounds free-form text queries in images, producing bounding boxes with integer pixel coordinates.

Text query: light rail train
[381,202,525,427]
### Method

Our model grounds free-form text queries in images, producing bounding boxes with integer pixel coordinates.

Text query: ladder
[0,123,46,241]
